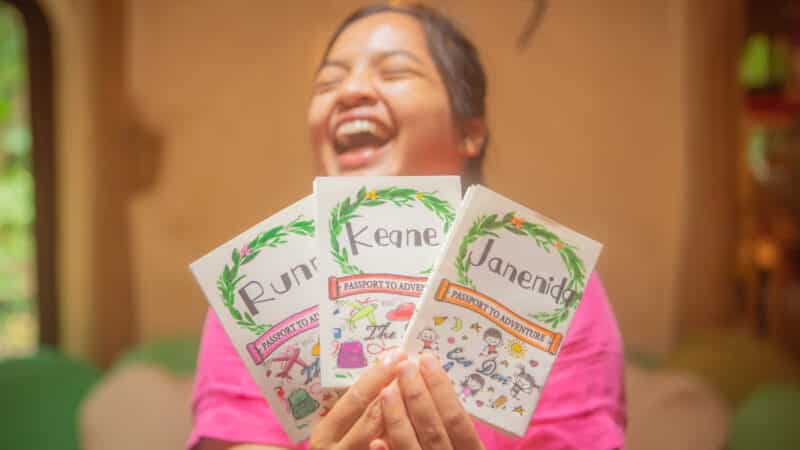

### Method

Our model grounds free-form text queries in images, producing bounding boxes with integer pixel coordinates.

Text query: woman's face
[308,12,471,177]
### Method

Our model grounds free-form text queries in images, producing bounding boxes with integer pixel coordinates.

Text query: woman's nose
[336,69,378,109]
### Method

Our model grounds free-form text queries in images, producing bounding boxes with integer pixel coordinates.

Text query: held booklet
[314,176,461,387]
[189,196,336,443]
[402,185,603,437]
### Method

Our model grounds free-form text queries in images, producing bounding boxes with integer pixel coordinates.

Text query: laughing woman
[189,4,626,450]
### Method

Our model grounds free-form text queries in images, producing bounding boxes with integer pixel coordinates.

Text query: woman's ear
[462,118,487,158]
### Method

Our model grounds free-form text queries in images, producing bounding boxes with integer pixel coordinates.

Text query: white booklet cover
[189,195,336,443]
[314,176,461,387]
[402,185,603,437]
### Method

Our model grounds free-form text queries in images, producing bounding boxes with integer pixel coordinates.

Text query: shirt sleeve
[187,311,298,450]
[501,272,627,450]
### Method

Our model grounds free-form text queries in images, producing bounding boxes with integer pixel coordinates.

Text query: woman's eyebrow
[316,59,349,74]
[373,49,424,65]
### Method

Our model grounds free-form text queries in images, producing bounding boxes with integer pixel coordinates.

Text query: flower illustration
[239,245,252,259]
[415,192,424,200]
[366,190,378,201]
[511,216,525,229]
[554,241,565,250]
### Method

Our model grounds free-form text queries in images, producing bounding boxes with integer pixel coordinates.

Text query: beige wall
[46,0,740,361]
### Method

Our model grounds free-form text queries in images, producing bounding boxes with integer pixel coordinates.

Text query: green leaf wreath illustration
[454,212,586,329]
[329,186,455,275]
[216,216,315,335]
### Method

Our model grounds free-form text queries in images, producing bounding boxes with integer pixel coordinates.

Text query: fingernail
[400,360,418,380]
[370,440,388,450]
[382,349,404,366]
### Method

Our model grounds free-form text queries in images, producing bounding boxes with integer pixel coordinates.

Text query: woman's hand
[377,353,485,450]
[308,350,407,450]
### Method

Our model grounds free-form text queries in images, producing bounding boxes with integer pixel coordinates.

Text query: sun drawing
[505,340,527,359]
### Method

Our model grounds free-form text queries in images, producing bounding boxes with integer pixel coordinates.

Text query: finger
[370,438,391,450]
[381,384,421,450]
[337,397,384,450]
[310,350,407,448]
[397,360,453,450]
[419,354,483,450]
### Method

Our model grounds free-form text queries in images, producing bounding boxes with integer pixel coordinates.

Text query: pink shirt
[189,272,626,449]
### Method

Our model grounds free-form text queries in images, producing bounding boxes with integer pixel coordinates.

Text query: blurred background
[1,0,799,449]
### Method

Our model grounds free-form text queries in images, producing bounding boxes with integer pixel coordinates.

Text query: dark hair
[321,2,488,185]
[484,328,502,340]
[466,373,485,388]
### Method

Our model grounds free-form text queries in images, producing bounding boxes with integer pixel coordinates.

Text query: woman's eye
[313,77,343,93]
[380,67,416,80]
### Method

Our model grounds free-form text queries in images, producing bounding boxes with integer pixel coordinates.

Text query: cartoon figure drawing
[460,373,485,401]
[417,327,439,353]
[510,366,541,399]
[267,345,308,380]
[480,328,502,356]
[301,339,321,384]
[344,299,378,330]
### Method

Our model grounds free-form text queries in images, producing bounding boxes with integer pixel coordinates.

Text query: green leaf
[232,247,240,265]
[241,250,260,265]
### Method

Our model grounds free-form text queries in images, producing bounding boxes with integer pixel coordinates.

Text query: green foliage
[0,5,34,356]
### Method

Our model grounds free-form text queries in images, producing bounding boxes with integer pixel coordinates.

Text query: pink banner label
[328,274,428,300]
[246,305,319,364]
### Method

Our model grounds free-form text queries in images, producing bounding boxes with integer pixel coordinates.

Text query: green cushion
[0,348,100,450]
[113,335,200,377]
[728,383,800,450]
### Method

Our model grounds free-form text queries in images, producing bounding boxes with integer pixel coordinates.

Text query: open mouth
[332,118,393,170]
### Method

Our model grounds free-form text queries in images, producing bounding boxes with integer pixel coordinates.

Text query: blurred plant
[0,3,36,357]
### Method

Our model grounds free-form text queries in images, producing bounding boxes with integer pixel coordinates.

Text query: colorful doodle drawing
[513,405,525,415]
[491,395,509,409]
[510,366,541,399]
[301,358,320,384]
[267,345,308,380]
[446,347,473,368]
[300,339,321,384]
[417,327,439,353]
[337,340,368,368]
[386,302,415,321]
[480,328,502,356]
[366,340,399,356]
[506,339,528,359]
[470,322,482,333]
[288,388,320,420]
[345,299,378,330]
[460,373,485,400]
[274,386,291,413]
[433,316,447,325]
[451,317,463,331]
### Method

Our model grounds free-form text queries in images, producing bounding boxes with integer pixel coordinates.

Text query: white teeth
[336,119,378,137]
